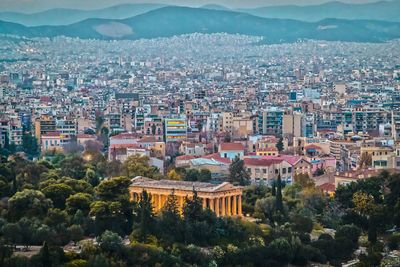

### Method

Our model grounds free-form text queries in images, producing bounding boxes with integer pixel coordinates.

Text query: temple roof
[130,176,241,193]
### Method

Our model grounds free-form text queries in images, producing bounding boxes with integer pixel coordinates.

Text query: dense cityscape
[1,2,400,267]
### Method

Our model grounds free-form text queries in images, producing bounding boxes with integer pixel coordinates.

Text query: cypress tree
[138,190,154,242]
[276,173,283,213]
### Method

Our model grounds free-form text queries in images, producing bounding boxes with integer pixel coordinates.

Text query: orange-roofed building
[219,142,245,160]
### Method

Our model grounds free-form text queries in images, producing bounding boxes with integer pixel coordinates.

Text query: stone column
[221,196,226,216]
[215,198,220,216]
[232,195,237,215]
[209,198,215,212]
[227,195,231,215]
[202,198,207,209]
[238,194,242,216]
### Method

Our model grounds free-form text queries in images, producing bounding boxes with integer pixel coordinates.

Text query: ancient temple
[129,176,243,217]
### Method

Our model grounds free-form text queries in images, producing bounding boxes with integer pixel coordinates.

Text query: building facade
[129,176,243,217]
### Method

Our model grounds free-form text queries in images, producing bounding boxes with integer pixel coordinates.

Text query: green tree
[199,169,212,182]
[184,169,199,182]
[183,190,203,222]
[122,155,159,179]
[8,189,52,220]
[85,168,99,187]
[229,156,250,186]
[60,156,86,179]
[159,191,182,244]
[97,230,123,254]
[276,173,284,214]
[66,193,93,215]
[89,201,125,235]
[42,183,74,209]
[136,190,154,243]
[22,133,39,158]
[276,138,284,152]
[68,225,84,244]
[95,176,130,202]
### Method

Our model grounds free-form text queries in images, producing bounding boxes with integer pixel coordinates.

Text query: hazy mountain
[1,6,400,43]
[200,4,231,11]
[240,0,400,22]
[0,3,165,26]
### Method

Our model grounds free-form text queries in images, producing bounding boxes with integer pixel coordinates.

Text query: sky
[0,0,383,12]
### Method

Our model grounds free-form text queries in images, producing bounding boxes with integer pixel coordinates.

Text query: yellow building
[129,176,243,217]
[360,146,394,169]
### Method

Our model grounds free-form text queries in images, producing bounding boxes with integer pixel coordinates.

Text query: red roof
[260,155,304,166]
[244,158,283,166]
[110,133,139,140]
[138,136,157,143]
[318,183,335,192]
[220,142,244,151]
[305,144,322,150]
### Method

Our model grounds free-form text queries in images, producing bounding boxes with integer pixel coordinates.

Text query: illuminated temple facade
[129,176,243,217]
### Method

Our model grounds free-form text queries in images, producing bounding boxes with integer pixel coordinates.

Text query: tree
[183,190,203,222]
[66,193,93,215]
[199,169,212,182]
[97,230,123,254]
[2,223,21,246]
[184,169,199,182]
[68,225,84,244]
[95,176,130,202]
[254,197,277,224]
[229,156,250,186]
[84,168,99,187]
[159,191,182,244]
[276,173,284,214]
[294,173,315,189]
[276,138,284,152]
[42,183,74,209]
[22,133,39,158]
[8,189,52,220]
[359,152,372,169]
[122,155,159,179]
[352,191,377,217]
[60,156,86,179]
[167,169,181,181]
[136,190,154,242]
[335,224,361,248]
[89,201,126,235]
[44,208,69,227]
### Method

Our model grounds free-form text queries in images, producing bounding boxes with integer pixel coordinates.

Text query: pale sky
[0,0,384,13]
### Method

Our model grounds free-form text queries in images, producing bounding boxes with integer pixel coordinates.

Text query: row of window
[248,167,292,174]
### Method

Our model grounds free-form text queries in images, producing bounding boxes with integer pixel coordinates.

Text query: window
[275,169,279,174]
[224,153,227,158]
[263,169,267,174]
[282,168,286,174]
[288,167,292,173]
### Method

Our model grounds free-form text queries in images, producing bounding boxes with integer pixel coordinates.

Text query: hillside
[0,6,400,43]
[0,4,165,26]
[240,0,400,22]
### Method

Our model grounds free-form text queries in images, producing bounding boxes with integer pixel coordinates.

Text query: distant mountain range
[0,4,165,26]
[0,1,399,26]
[0,6,400,44]
[240,0,400,22]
